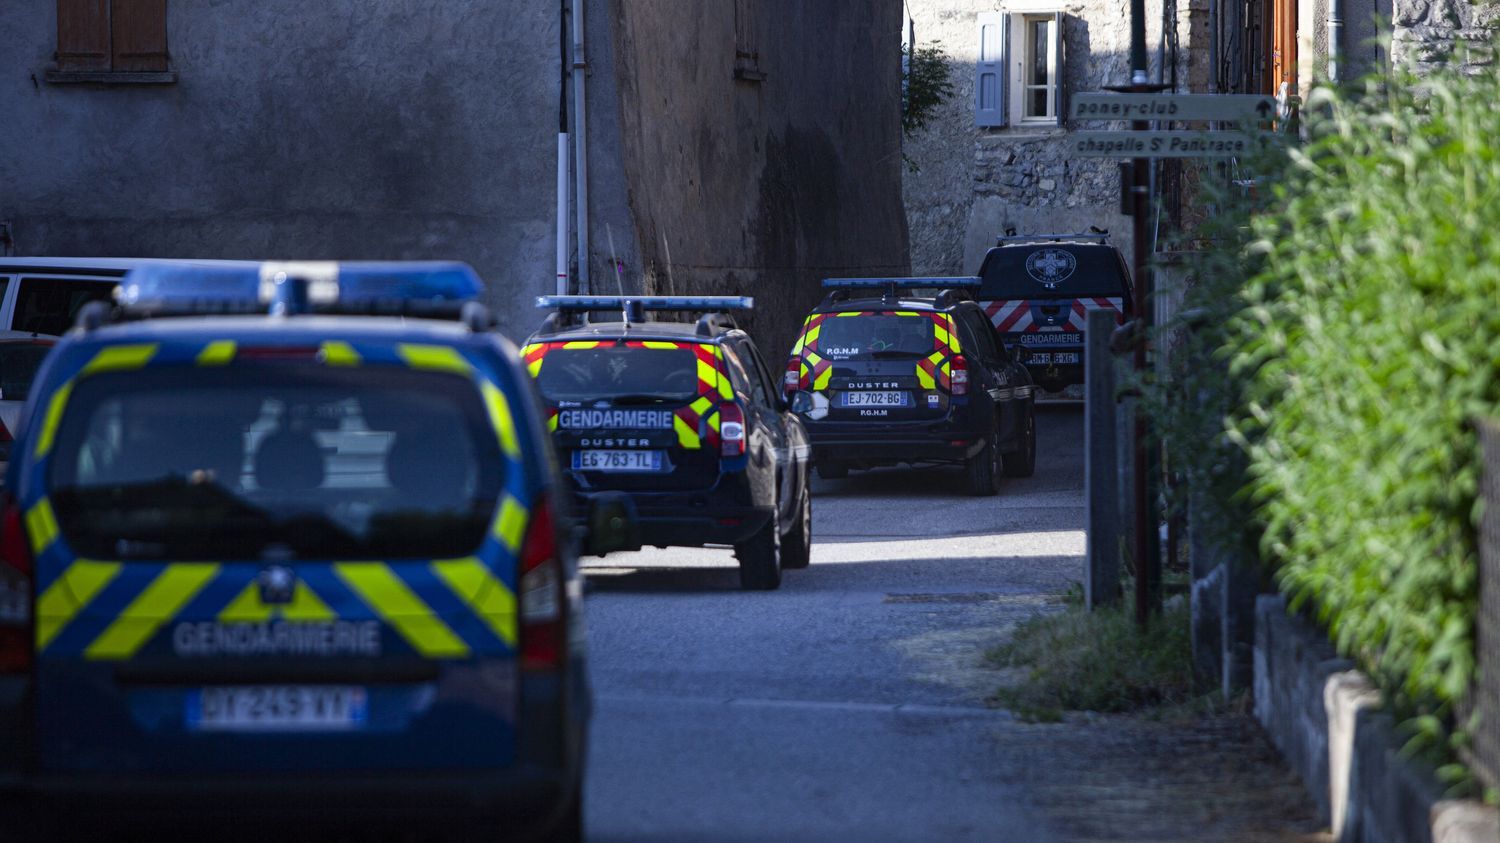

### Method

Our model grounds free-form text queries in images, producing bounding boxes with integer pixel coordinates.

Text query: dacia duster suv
[523,296,812,591]
[784,278,1037,496]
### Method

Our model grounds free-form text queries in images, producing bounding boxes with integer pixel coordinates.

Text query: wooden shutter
[56,0,110,71]
[975,12,1008,127]
[1051,12,1067,126]
[111,0,169,72]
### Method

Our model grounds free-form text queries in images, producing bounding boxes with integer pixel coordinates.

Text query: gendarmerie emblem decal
[1025,249,1077,289]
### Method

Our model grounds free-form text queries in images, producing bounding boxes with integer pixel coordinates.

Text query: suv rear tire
[780,483,812,570]
[1002,403,1037,478]
[735,511,783,589]
[965,429,1000,496]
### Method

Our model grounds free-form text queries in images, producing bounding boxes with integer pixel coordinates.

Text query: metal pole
[571,0,590,294]
[556,1,570,296]
[1328,0,1343,83]
[1130,0,1156,628]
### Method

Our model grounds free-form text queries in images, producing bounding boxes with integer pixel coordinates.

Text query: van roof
[0,257,259,277]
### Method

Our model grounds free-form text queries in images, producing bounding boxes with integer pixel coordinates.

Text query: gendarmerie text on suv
[522,296,812,591]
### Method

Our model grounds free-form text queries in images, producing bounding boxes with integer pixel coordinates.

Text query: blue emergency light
[821,277,980,289]
[535,295,754,312]
[117,261,483,313]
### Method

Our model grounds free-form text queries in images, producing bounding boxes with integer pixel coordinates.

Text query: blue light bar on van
[535,296,754,311]
[821,277,980,289]
[117,261,483,311]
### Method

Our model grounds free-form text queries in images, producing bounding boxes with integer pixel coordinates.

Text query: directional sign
[1070,93,1276,122]
[1070,131,1256,158]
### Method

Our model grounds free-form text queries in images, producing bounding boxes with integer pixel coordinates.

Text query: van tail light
[0,419,12,465]
[783,358,802,397]
[950,355,969,396]
[720,402,747,458]
[0,494,33,674]
[518,496,563,672]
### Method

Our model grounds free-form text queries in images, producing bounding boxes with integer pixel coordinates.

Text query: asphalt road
[582,405,1086,842]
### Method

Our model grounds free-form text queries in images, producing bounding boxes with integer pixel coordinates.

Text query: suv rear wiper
[608,393,695,405]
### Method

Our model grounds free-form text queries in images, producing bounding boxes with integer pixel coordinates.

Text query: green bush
[1158,65,1500,751]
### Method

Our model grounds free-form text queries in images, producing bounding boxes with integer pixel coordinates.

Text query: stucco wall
[602,0,911,358]
[904,0,1198,275]
[0,1,559,336]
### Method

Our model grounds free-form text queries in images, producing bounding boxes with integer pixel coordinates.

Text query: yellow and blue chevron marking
[23,336,537,662]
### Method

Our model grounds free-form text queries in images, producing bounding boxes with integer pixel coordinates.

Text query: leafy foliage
[902,43,955,137]
[1154,66,1500,746]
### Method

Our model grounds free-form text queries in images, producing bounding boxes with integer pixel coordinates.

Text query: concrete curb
[1254,595,1500,843]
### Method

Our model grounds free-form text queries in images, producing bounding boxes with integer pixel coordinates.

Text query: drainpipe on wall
[571,0,591,294]
[557,0,571,296]
[1328,0,1343,83]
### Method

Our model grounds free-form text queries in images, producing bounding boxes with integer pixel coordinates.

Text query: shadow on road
[582,551,1082,595]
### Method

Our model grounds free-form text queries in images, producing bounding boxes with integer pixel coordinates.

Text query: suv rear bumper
[571,475,773,549]
[802,416,985,467]
[5,767,575,836]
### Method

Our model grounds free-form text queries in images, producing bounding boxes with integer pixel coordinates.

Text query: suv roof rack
[994,232,1110,246]
[532,295,754,336]
[819,277,979,307]
[79,261,494,331]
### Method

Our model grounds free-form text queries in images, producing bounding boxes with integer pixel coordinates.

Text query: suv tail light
[0,494,32,674]
[950,355,969,396]
[518,496,563,671]
[783,358,802,397]
[719,402,746,457]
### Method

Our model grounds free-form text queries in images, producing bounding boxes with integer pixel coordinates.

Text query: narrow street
[583,407,1083,841]
[583,405,1322,842]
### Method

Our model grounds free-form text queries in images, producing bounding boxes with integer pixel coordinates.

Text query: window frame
[1019,14,1060,123]
[48,0,176,85]
[975,7,1066,130]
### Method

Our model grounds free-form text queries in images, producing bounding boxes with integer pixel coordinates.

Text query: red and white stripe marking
[982,297,1124,333]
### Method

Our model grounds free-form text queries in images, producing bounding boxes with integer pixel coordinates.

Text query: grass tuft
[988,596,1209,719]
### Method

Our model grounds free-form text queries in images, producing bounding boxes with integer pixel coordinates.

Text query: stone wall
[602,0,911,358]
[903,0,1199,276]
[0,0,560,337]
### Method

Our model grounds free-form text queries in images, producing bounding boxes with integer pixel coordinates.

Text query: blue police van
[0,262,605,840]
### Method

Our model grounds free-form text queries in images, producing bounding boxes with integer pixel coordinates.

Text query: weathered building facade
[902,0,1201,276]
[1,0,909,348]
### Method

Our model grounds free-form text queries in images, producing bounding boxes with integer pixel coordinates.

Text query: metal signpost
[1073,87,1269,625]
[1070,93,1276,122]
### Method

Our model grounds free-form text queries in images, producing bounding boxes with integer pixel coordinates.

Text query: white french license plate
[573,449,664,472]
[187,686,368,732]
[842,391,907,407]
[1052,352,1080,364]
[1030,353,1053,364]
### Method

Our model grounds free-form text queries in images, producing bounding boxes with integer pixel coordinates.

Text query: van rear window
[977,246,1129,300]
[46,365,504,560]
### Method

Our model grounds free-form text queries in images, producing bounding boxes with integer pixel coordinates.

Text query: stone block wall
[902,0,1201,276]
